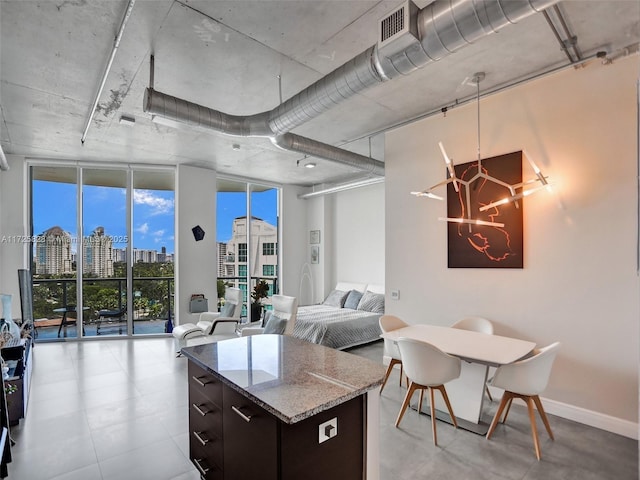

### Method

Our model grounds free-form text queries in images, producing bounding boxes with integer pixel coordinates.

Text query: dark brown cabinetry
[187,360,365,480]
[2,339,32,426]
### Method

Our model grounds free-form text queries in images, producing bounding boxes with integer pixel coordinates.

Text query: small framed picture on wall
[311,245,319,264]
[310,230,320,244]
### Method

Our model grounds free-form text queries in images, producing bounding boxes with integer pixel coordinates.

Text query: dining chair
[451,317,494,401]
[486,342,561,460]
[378,314,409,394]
[395,337,461,446]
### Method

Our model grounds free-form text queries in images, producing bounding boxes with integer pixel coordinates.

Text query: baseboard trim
[541,397,638,440]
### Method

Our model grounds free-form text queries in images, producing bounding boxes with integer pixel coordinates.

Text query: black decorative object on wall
[447,151,524,268]
[192,225,205,242]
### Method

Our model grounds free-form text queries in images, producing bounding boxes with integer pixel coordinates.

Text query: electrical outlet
[318,417,338,443]
[391,290,400,300]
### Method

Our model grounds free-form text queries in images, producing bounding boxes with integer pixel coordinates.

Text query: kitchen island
[181,334,385,480]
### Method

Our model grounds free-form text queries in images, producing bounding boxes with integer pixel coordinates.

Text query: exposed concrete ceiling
[1,0,638,188]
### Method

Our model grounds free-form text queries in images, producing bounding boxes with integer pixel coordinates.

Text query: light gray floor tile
[5,338,637,480]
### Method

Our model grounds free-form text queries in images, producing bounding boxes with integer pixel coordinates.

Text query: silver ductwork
[271,133,385,176]
[144,0,559,174]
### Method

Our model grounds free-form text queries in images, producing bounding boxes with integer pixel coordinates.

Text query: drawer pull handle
[231,405,252,422]
[192,375,210,387]
[192,403,209,417]
[193,431,209,446]
[193,458,210,476]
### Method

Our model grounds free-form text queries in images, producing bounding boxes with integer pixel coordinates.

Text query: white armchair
[172,287,242,354]
[240,295,298,337]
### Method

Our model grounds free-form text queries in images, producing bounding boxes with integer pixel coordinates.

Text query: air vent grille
[381,7,405,43]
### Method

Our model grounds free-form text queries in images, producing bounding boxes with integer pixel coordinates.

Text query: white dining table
[381,324,536,433]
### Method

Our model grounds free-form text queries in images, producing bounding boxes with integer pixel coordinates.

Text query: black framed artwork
[447,151,524,268]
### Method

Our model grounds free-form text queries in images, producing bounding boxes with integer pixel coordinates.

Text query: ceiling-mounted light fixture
[119,115,136,126]
[232,143,241,151]
[304,162,316,169]
[411,72,551,227]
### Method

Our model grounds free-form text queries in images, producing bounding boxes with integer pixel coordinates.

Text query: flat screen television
[17,269,33,327]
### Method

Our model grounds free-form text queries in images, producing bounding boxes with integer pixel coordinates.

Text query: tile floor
[5,338,638,480]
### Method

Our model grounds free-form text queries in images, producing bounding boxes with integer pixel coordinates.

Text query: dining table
[381,324,536,434]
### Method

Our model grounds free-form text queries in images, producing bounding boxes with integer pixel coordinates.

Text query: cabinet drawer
[190,430,223,477]
[190,441,223,480]
[189,387,223,438]
[188,362,222,406]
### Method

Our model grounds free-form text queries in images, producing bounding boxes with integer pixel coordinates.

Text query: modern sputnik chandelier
[411,72,551,228]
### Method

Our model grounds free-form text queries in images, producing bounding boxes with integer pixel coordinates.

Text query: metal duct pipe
[144,0,560,173]
[0,144,9,171]
[267,0,560,135]
[271,133,385,176]
[145,88,384,174]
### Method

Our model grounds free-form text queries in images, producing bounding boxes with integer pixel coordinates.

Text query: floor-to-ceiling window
[30,164,175,341]
[217,178,279,322]
[132,170,175,336]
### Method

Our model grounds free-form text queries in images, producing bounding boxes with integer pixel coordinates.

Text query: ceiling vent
[378,1,419,58]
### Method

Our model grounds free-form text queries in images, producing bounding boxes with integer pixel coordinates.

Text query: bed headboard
[365,284,384,294]
[335,282,367,293]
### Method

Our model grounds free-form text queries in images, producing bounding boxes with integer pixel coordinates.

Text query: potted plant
[250,280,269,323]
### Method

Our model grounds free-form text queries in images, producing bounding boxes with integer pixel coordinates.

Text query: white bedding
[292,302,383,350]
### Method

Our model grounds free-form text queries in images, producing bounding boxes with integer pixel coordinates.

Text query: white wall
[0,155,28,320]
[280,185,310,301]
[385,56,639,433]
[303,183,386,303]
[332,183,385,287]
[175,164,217,326]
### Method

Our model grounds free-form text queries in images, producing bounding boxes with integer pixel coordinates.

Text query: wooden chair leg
[381,358,402,394]
[502,397,514,423]
[395,382,418,427]
[485,386,493,402]
[418,388,424,413]
[526,397,542,460]
[399,362,403,387]
[533,395,554,440]
[428,387,438,446]
[486,392,513,439]
[437,385,457,429]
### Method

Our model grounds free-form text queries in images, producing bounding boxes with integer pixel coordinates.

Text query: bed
[292,282,384,350]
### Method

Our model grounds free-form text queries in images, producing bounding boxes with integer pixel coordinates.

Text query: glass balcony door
[81,168,128,337]
[217,178,279,323]
[30,164,175,341]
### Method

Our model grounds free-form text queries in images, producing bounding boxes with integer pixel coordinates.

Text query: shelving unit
[1,338,32,426]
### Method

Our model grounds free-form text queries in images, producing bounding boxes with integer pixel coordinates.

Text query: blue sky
[32,181,278,252]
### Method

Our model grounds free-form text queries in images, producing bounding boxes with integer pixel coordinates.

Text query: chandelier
[411,72,551,228]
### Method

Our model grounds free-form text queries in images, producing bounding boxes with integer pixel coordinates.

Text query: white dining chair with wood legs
[486,342,561,460]
[378,315,409,394]
[395,337,462,446]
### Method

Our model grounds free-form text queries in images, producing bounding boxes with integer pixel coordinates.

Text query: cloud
[133,190,174,215]
[136,223,149,234]
[152,229,165,237]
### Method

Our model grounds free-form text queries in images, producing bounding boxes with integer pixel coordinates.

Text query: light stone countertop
[182,334,386,424]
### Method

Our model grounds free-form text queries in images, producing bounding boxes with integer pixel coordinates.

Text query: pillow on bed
[357,290,385,313]
[323,289,348,307]
[343,290,363,310]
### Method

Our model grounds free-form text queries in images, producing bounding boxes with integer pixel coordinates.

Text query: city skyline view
[32,181,279,253]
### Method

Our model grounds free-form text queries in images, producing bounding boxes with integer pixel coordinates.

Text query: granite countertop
[182,334,386,424]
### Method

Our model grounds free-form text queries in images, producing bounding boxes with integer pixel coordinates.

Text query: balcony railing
[32,276,174,340]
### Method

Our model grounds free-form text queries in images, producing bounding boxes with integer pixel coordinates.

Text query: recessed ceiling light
[119,115,135,126]
[305,162,316,169]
